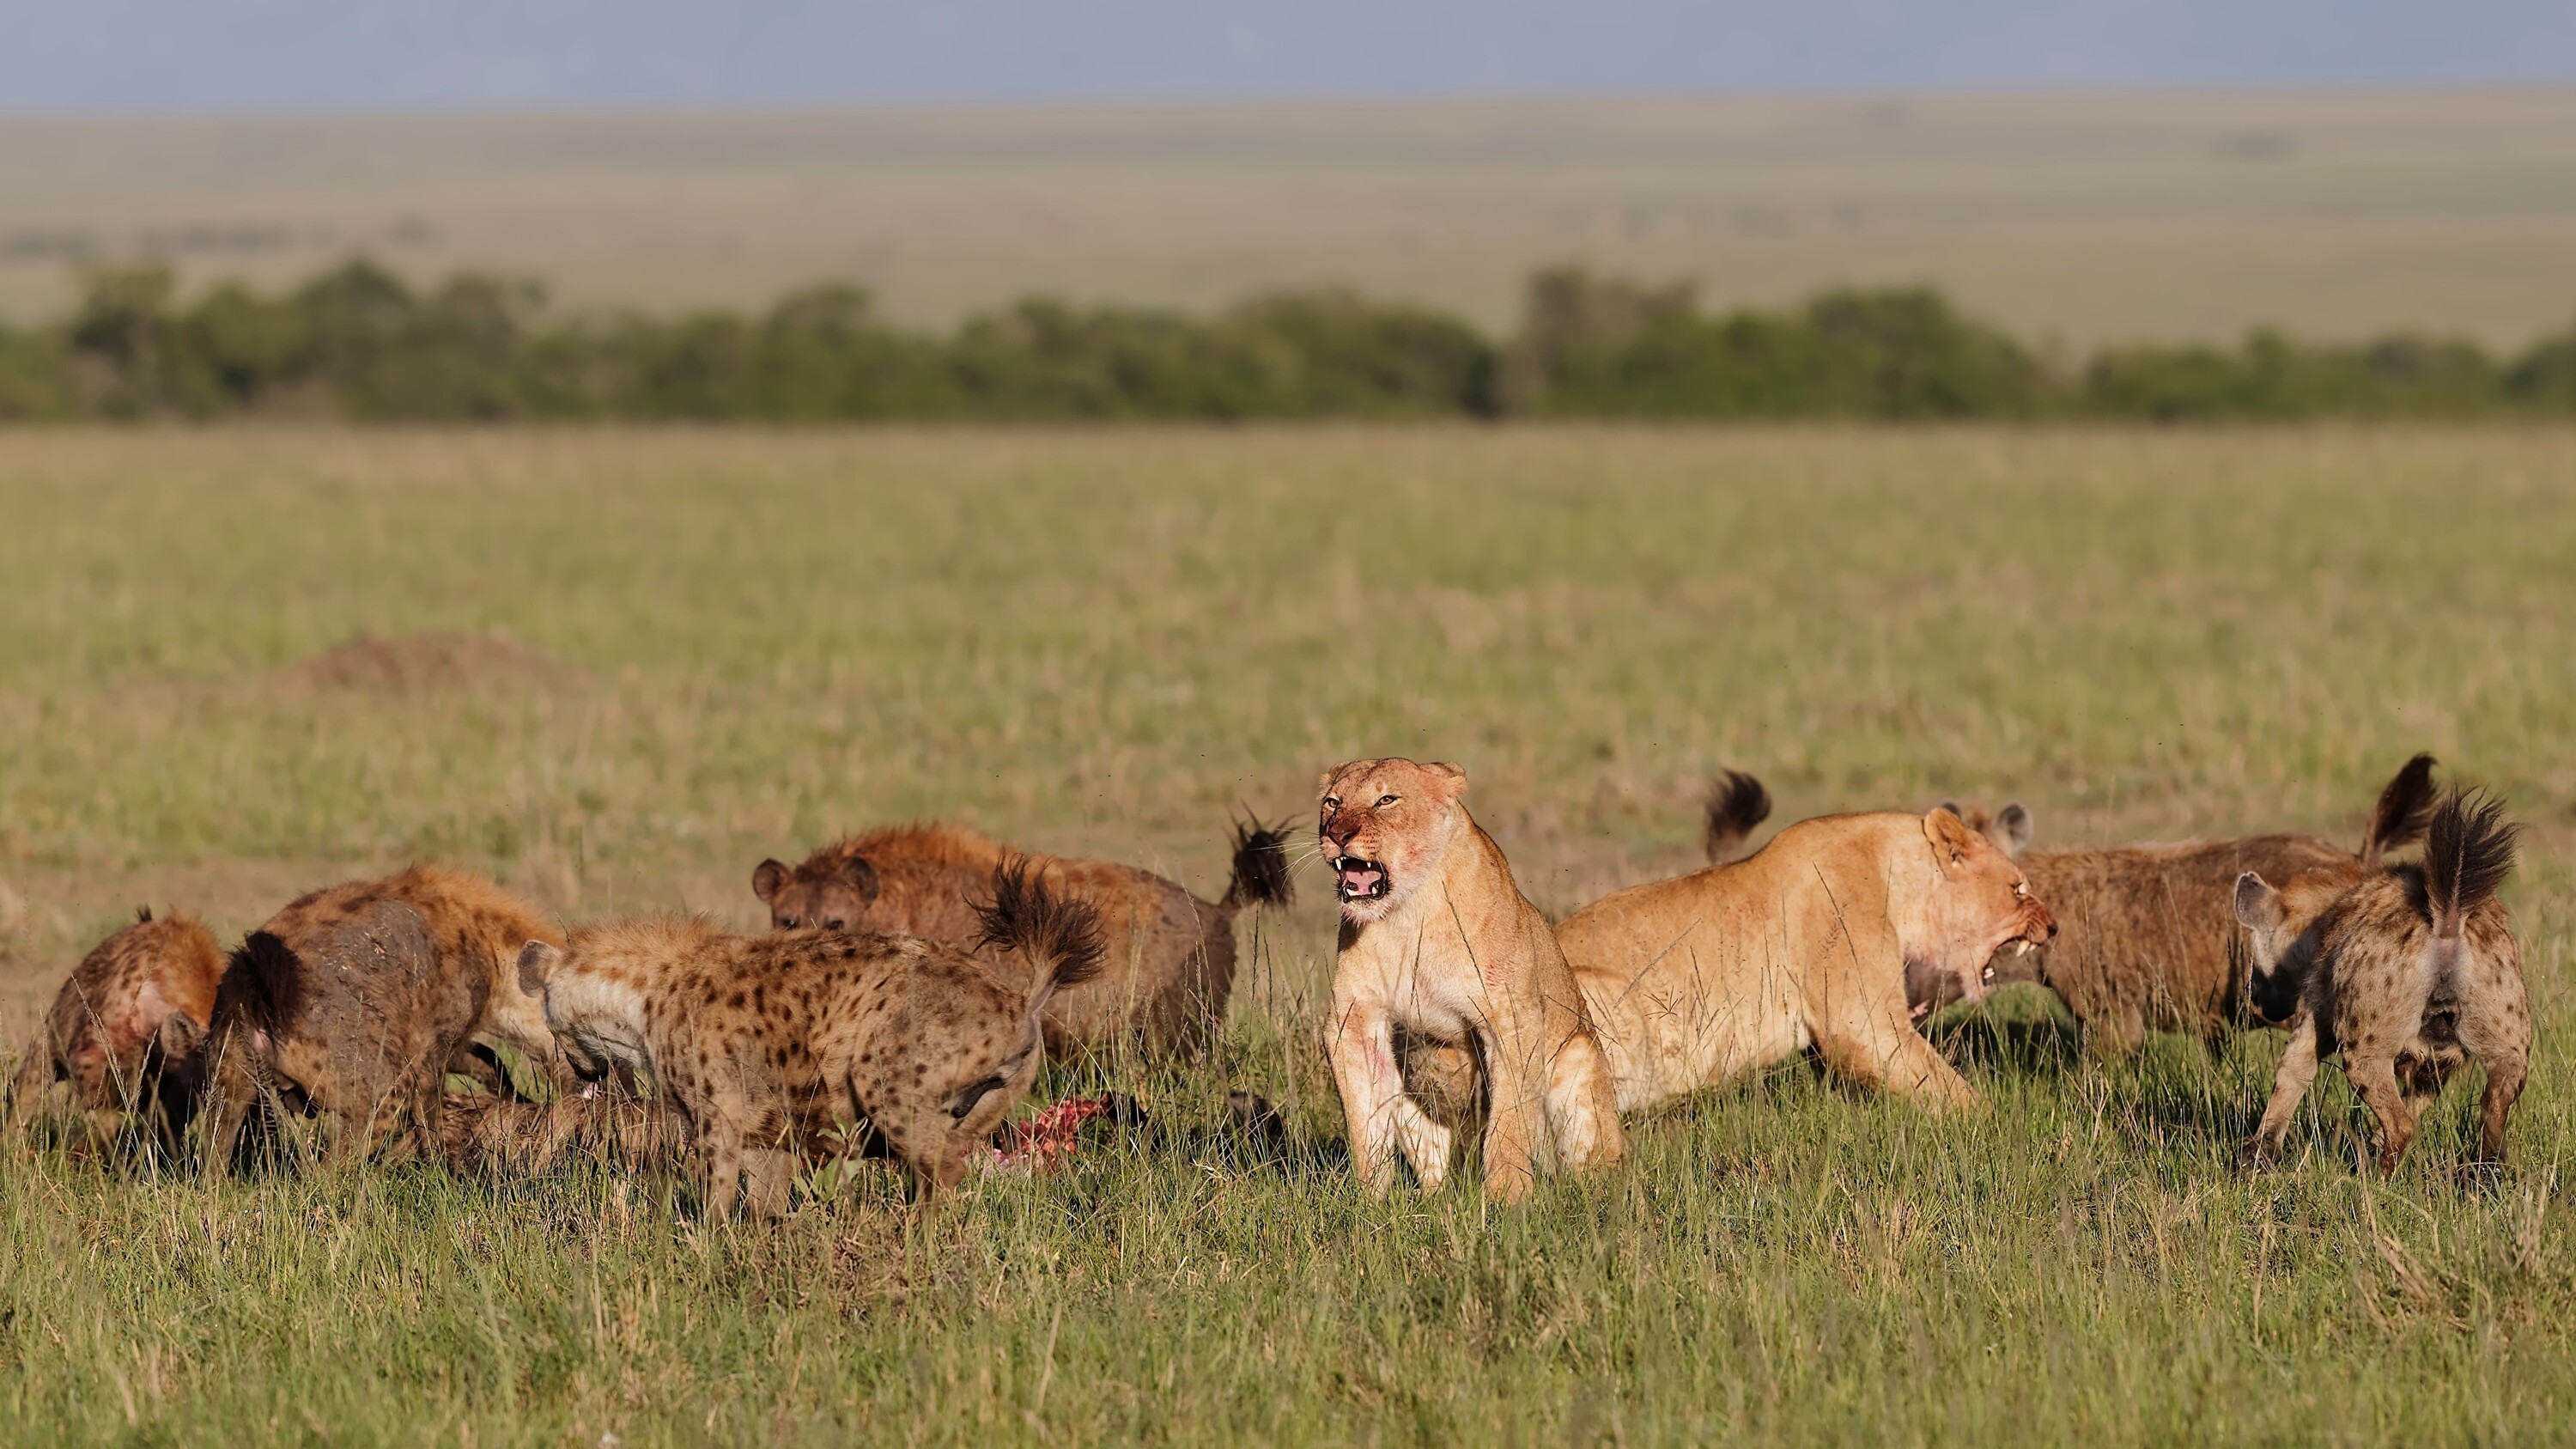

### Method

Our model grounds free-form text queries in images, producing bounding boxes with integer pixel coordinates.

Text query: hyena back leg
[2344,1053,2418,1176]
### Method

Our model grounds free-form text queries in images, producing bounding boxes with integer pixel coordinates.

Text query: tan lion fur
[752,819,1291,1056]
[521,861,1103,1218]
[1318,758,1623,1203]
[1564,808,2056,1116]
[7,909,226,1151]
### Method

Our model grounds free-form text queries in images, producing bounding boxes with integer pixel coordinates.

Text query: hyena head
[751,850,881,933]
[1933,799,2035,860]
[2232,868,2363,1025]
[514,919,705,1089]
[855,861,1104,1194]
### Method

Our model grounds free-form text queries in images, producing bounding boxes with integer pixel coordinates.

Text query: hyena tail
[1218,815,1297,914]
[217,931,306,1040]
[1701,770,1773,865]
[973,856,1108,1005]
[2423,788,2518,943]
[2362,752,2441,867]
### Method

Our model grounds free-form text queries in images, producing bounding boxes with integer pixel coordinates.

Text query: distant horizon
[13,78,2576,125]
[4,0,2570,115]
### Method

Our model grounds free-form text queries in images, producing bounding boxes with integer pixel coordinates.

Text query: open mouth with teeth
[1332,856,1390,902]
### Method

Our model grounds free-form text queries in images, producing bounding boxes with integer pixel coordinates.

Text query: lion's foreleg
[1328,994,1435,1196]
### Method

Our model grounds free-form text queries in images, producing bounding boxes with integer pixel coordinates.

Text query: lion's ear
[752,859,789,904]
[1923,807,1978,868]
[1990,802,2034,858]
[1422,761,1468,797]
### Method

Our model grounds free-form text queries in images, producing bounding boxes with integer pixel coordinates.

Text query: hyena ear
[752,859,790,904]
[156,1012,205,1062]
[838,855,881,904]
[1923,807,1979,868]
[1989,801,2034,858]
[2233,872,2284,931]
[1422,761,1468,797]
[516,941,562,997]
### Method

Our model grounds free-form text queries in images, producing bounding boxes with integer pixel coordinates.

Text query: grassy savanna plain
[2,425,2574,1444]
[5,89,2576,347]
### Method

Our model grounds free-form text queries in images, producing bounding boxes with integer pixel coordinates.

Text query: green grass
[3,424,2575,1444]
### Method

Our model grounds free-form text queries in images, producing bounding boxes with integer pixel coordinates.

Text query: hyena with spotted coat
[751,818,1291,1056]
[1810,755,2442,1050]
[197,866,567,1172]
[7,908,226,1152]
[519,860,1103,1218]
[2235,789,2529,1174]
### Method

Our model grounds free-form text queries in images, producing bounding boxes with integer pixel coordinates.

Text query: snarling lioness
[1564,808,2057,1114]
[1320,758,1623,1202]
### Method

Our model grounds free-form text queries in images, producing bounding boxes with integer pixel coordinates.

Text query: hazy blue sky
[3,0,2571,113]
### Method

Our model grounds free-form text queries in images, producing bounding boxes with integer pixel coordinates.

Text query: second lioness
[753,819,1291,1054]
[521,861,1102,1217]
[1565,807,2057,1114]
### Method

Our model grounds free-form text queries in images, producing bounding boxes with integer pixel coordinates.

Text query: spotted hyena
[1871,754,2440,1050]
[196,866,566,1172]
[8,908,226,1153]
[520,859,1103,1219]
[750,817,1290,1055]
[2235,788,2528,1174]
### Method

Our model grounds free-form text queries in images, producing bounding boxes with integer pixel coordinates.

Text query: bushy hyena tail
[2362,752,2441,866]
[1701,770,1773,865]
[216,932,307,1039]
[2424,788,2517,943]
[974,857,1108,998]
[1220,816,1297,913]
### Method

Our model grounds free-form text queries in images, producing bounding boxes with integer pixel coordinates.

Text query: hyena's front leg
[2245,1014,2322,1166]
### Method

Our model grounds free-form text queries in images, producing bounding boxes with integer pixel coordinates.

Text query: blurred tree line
[1,258,2571,423]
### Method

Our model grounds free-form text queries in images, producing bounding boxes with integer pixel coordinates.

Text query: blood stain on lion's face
[1909,807,2057,1010]
[1315,758,1471,927]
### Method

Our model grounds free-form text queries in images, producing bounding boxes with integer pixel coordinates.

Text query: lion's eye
[779,916,801,929]
[1322,797,1340,812]
[1376,795,1399,808]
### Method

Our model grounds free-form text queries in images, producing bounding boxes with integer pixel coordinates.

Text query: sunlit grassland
[2,424,2574,1444]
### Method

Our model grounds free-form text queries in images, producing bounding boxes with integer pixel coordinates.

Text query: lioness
[1567,807,2057,1114]
[1319,758,1623,1202]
